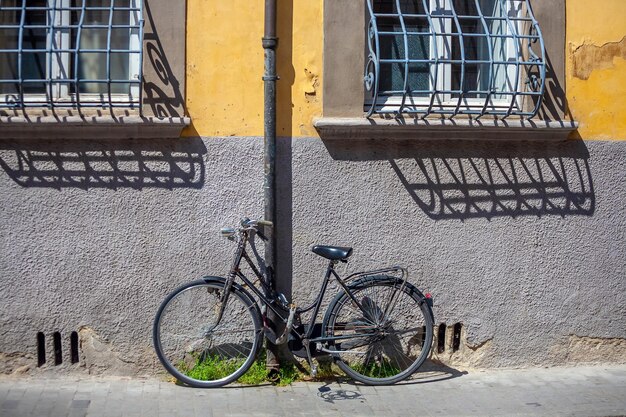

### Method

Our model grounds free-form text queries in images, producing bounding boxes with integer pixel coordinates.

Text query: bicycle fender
[335,274,435,324]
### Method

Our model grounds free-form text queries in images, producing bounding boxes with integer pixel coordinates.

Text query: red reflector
[425,293,432,298]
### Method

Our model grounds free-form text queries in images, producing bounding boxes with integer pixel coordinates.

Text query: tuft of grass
[351,358,401,378]
[237,358,268,385]
[179,351,308,386]
[179,355,402,385]
[181,355,245,382]
[273,361,301,386]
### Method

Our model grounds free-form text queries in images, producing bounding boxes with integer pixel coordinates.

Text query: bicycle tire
[153,277,263,388]
[322,275,433,385]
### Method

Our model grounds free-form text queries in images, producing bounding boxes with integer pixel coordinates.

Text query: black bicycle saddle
[311,245,353,261]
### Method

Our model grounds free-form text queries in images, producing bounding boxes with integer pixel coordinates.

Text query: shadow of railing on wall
[324,139,594,221]
[0,138,206,190]
[142,0,186,118]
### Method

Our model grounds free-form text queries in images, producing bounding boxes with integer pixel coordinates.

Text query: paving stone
[71,399,91,409]
[1,366,626,417]
[2,399,20,409]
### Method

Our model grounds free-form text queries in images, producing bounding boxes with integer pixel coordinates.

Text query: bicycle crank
[316,343,368,355]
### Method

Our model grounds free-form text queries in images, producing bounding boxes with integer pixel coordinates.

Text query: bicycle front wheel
[153,278,262,388]
[323,275,433,385]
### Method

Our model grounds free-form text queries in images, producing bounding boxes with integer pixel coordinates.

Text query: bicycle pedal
[310,364,318,378]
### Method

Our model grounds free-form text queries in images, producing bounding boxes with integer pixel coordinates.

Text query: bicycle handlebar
[240,218,273,228]
[221,218,273,240]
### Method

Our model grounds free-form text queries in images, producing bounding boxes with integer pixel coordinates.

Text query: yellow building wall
[183,1,322,138]
[184,1,626,141]
[567,0,626,140]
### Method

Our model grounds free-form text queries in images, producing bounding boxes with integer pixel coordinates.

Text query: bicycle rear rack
[343,265,408,283]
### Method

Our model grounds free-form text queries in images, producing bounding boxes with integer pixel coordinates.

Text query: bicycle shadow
[331,361,466,388]
[313,363,465,403]
[406,361,468,384]
[317,382,363,403]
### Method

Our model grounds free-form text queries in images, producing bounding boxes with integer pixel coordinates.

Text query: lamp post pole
[262,0,280,373]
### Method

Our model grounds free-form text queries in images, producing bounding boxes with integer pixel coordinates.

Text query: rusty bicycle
[153,218,434,387]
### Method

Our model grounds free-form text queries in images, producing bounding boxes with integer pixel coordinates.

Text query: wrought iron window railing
[365,0,545,118]
[0,0,143,109]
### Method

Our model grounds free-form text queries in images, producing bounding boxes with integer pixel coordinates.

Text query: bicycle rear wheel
[153,278,262,388]
[323,275,433,385]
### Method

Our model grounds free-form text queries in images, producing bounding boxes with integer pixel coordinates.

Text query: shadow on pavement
[312,362,466,399]
[401,362,468,385]
[317,383,363,403]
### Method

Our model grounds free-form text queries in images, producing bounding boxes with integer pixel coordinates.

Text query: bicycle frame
[153,219,435,387]
[222,229,409,346]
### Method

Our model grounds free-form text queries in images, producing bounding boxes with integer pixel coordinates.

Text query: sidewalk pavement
[1,365,625,417]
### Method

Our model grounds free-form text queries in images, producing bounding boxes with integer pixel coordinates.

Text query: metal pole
[263,0,280,373]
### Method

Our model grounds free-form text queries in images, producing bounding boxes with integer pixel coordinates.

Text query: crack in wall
[571,36,626,80]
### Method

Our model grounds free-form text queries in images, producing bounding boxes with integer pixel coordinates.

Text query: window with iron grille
[365,0,545,118]
[0,0,143,109]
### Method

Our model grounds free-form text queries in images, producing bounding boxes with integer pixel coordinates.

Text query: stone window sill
[0,115,191,139]
[314,117,578,141]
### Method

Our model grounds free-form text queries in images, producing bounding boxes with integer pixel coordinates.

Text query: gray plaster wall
[0,137,625,374]
[286,138,626,368]
[0,137,265,374]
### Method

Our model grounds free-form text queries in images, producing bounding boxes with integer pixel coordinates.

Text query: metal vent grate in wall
[364,0,545,118]
[36,330,80,366]
[436,322,463,353]
[0,0,144,109]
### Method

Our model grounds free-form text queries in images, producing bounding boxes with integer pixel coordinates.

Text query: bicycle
[153,218,434,387]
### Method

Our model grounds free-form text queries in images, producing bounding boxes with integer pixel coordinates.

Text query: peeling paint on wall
[567,0,626,140]
[304,68,320,103]
[571,36,626,80]
[550,335,626,365]
[79,327,137,376]
[0,352,33,375]
[430,325,494,369]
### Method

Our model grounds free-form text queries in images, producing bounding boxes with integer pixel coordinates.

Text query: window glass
[71,0,132,94]
[22,0,48,93]
[0,0,48,94]
[451,0,507,99]
[375,0,430,95]
[0,5,19,94]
